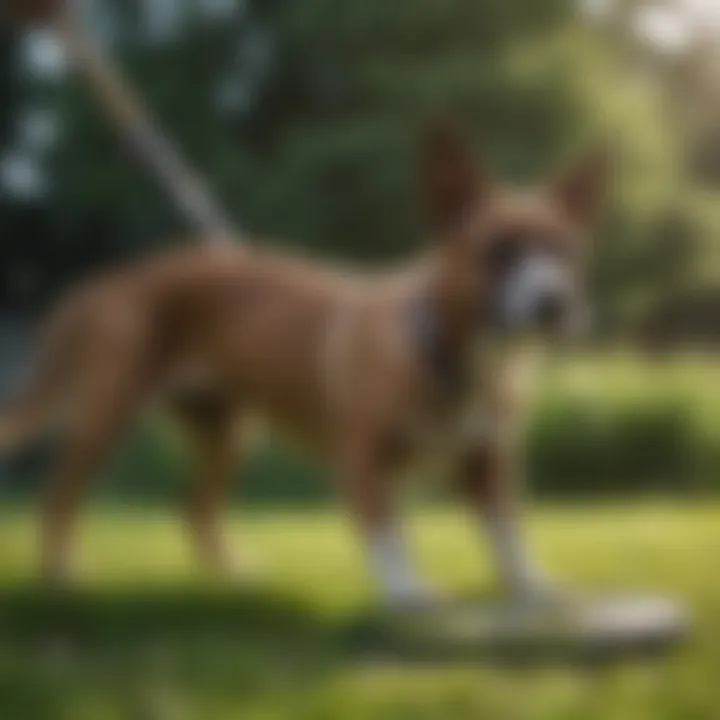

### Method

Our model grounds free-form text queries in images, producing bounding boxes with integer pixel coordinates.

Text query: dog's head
[424,120,607,339]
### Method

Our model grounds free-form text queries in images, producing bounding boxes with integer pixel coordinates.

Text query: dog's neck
[409,257,491,403]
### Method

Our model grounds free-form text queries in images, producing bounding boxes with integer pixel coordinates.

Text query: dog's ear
[423,118,485,231]
[552,147,609,228]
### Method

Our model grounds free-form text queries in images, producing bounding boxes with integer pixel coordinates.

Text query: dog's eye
[483,234,522,274]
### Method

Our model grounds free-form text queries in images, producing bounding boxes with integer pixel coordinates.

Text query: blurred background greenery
[1,0,720,502]
[4,4,720,717]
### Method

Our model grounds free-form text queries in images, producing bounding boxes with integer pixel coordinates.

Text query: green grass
[1,502,719,718]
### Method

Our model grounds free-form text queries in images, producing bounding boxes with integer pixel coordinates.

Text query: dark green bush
[525,393,698,496]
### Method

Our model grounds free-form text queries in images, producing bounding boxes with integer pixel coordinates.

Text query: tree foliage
[0,0,715,331]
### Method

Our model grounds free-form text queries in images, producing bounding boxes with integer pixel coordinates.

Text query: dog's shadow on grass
[0,584,670,714]
[0,583,506,674]
[0,583,333,644]
[0,583,501,676]
[0,584,512,716]
[0,583,364,711]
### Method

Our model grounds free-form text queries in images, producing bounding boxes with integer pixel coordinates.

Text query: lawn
[0,502,719,719]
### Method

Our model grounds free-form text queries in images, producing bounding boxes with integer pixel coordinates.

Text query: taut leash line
[56,4,238,245]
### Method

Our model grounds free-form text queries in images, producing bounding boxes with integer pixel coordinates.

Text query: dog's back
[0,242,422,454]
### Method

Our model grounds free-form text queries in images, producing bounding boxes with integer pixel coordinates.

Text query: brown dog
[0,123,605,605]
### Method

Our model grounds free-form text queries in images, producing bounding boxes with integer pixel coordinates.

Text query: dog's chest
[397,345,537,474]
[398,347,503,470]
[406,383,497,459]
[387,390,495,485]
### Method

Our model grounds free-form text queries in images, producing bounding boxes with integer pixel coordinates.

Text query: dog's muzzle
[493,254,584,336]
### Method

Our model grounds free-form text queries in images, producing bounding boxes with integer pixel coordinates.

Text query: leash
[0,2,239,493]
[55,4,238,245]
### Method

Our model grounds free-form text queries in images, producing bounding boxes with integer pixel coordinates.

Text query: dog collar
[409,297,469,403]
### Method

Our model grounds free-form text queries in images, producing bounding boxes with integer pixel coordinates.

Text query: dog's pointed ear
[552,147,609,227]
[423,118,485,230]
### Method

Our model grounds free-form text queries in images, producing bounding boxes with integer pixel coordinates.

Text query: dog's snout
[498,253,576,333]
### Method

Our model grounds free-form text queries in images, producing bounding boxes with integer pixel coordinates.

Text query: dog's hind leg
[39,337,151,585]
[174,394,244,576]
[0,301,80,453]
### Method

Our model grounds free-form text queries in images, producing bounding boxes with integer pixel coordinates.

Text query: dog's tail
[56,5,238,244]
[0,306,76,453]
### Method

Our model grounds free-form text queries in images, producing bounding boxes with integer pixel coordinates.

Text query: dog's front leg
[457,439,555,603]
[339,438,439,609]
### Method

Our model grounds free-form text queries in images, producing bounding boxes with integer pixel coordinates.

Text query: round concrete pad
[353,595,690,664]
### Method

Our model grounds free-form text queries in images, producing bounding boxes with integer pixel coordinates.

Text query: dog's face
[473,193,590,336]
[424,121,606,338]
